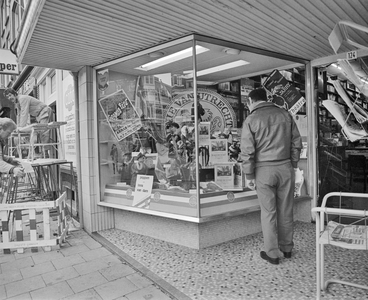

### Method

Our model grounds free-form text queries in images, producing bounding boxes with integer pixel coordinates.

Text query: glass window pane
[97,40,199,217]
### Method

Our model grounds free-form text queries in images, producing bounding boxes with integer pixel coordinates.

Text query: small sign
[347,51,357,60]
[132,175,153,208]
[0,49,19,75]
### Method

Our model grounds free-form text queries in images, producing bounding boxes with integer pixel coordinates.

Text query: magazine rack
[312,192,368,300]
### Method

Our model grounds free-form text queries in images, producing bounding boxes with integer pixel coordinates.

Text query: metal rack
[8,122,67,161]
[312,192,368,299]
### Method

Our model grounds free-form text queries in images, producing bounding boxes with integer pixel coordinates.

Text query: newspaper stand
[312,192,368,300]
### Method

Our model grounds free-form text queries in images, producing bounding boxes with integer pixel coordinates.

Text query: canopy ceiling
[15,0,368,73]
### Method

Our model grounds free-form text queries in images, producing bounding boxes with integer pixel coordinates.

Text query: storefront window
[96,36,307,219]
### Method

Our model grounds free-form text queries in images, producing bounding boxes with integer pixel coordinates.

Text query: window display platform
[98,196,311,249]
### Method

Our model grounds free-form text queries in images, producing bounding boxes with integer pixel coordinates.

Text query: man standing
[240,88,302,265]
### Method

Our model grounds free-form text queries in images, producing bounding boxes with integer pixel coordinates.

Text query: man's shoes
[260,251,279,265]
[282,251,292,259]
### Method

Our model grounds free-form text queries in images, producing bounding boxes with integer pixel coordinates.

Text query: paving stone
[51,253,85,270]
[100,254,123,265]
[0,269,22,285]
[126,273,153,289]
[94,277,139,300]
[30,281,74,300]
[73,259,111,276]
[125,285,172,300]
[62,288,103,300]
[0,254,15,264]
[20,261,55,278]
[79,247,111,261]
[83,238,103,250]
[6,292,32,300]
[59,244,90,256]
[5,275,45,298]
[31,250,64,264]
[42,266,79,286]
[99,263,136,281]
[1,256,34,272]
[67,271,108,294]
[0,284,5,300]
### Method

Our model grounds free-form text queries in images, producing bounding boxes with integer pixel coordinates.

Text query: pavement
[0,229,189,300]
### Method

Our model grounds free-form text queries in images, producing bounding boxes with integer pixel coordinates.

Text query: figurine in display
[191,101,206,122]
[181,149,202,190]
[119,152,133,184]
[229,141,241,161]
[165,121,181,158]
[110,144,118,174]
[130,152,148,187]
[166,157,182,185]
[180,123,195,161]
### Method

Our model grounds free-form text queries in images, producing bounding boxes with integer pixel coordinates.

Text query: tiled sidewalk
[0,229,185,300]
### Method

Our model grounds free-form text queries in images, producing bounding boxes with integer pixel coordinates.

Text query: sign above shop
[0,49,19,75]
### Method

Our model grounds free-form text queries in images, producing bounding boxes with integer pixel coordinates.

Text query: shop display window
[96,35,307,219]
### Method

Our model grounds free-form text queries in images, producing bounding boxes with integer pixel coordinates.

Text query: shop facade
[5,0,368,249]
[86,34,314,248]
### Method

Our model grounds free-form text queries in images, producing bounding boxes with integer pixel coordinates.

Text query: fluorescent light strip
[135,46,209,71]
[183,60,249,78]
[331,63,341,70]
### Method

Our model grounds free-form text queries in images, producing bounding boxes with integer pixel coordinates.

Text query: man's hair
[0,117,16,131]
[3,88,17,97]
[248,88,268,102]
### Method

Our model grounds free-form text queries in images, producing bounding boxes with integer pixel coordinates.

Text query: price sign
[132,175,153,207]
[347,51,357,60]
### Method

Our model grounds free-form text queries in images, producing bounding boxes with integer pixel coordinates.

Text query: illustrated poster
[214,163,234,190]
[209,139,228,165]
[263,69,306,115]
[199,122,211,146]
[99,89,142,141]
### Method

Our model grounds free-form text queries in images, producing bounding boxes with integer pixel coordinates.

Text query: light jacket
[16,95,49,127]
[240,101,302,180]
[0,139,15,174]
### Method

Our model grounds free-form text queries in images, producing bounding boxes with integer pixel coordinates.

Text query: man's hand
[13,167,25,178]
[246,179,256,190]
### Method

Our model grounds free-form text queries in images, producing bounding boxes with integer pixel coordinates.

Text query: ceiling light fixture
[223,48,241,55]
[135,46,209,71]
[183,60,249,78]
[148,51,165,58]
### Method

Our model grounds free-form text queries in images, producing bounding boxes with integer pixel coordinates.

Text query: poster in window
[199,122,211,146]
[209,139,228,165]
[214,163,234,190]
[99,89,142,141]
[263,69,306,115]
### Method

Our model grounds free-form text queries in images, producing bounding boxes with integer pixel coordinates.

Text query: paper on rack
[319,221,367,250]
